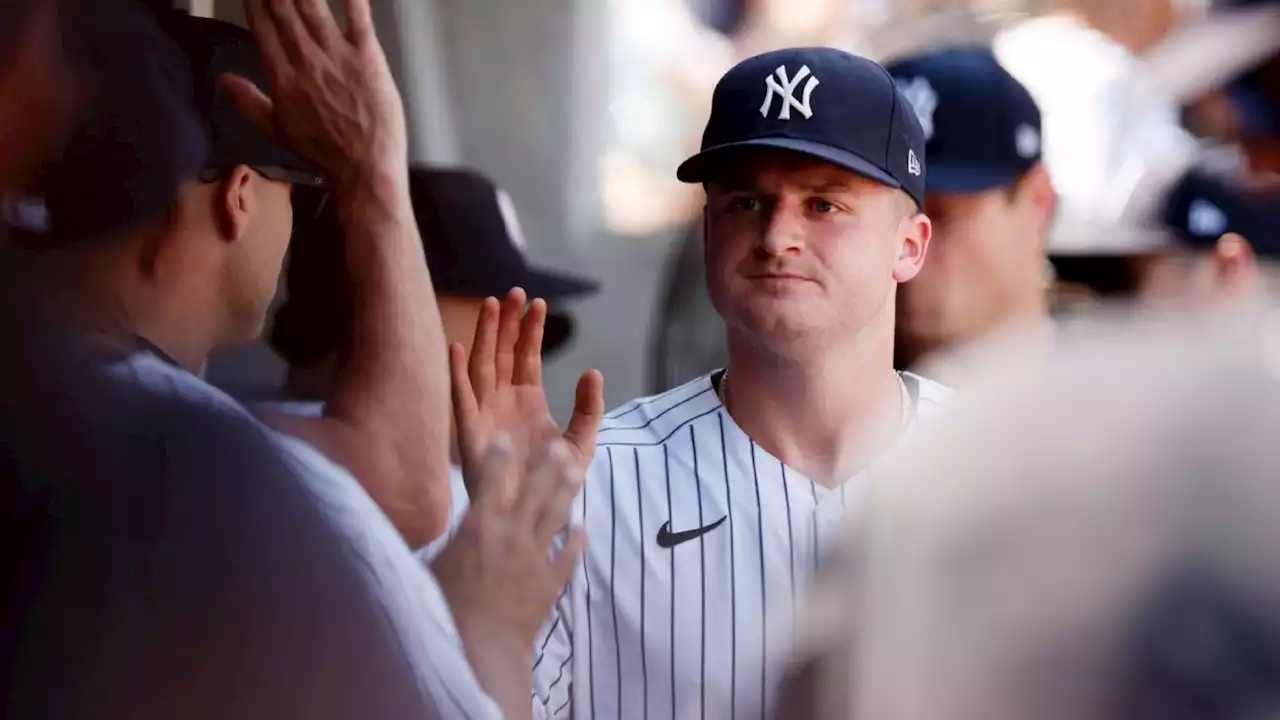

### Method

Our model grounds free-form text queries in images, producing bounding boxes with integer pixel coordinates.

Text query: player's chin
[732,303,823,343]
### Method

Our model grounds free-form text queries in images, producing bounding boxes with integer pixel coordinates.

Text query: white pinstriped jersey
[531,370,951,719]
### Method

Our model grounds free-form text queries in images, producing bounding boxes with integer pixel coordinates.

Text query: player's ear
[893,196,931,284]
[1017,164,1057,236]
[214,164,256,243]
[1212,232,1259,297]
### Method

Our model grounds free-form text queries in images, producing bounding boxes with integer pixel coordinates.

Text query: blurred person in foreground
[887,48,1057,385]
[779,312,1280,719]
[269,165,600,556]
[7,1,583,716]
[0,2,459,717]
[465,47,951,717]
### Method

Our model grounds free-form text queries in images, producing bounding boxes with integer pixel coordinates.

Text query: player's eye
[724,196,762,214]
[807,197,839,214]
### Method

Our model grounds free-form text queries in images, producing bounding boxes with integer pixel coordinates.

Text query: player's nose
[755,203,806,257]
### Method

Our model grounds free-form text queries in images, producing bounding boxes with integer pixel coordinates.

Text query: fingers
[494,288,526,388]
[295,0,341,49]
[343,0,376,43]
[218,75,276,140]
[565,369,605,463]
[513,298,547,386]
[244,0,290,85]
[468,297,500,402]
[449,342,479,432]
[262,0,313,65]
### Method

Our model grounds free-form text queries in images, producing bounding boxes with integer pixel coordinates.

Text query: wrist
[457,624,535,718]
[330,160,409,201]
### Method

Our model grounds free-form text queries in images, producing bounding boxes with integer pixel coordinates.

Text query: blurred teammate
[1135,168,1280,307]
[784,315,1280,719]
[270,165,600,554]
[0,2,453,718]
[5,1,579,715]
[8,9,451,547]
[454,47,951,718]
[887,48,1057,382]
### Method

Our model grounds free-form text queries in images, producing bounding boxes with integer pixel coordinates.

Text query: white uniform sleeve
[531,590,574,719]
[416,466,472,563]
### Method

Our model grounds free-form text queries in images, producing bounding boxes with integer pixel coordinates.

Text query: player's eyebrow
[798,179,857,193]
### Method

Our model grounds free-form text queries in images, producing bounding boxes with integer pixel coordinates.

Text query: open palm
[451,288,604,499]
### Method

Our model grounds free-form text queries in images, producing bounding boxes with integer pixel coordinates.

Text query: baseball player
[453,47,951,719]
[886,48,1057,383]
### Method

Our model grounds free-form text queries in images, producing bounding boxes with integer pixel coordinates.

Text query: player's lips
[746,273,814,283]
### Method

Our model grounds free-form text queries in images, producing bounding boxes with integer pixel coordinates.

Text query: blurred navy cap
[271,165,599,367]
[3,0,208,245]
[886,48,1042,195]
[677,47,928,208]
[1161,170,1280,257]
[157,12,324,188]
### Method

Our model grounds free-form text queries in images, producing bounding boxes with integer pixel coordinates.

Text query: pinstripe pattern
[529,371,952,719]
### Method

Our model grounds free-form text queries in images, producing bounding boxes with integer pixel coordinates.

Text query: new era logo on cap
[676,47,928,208]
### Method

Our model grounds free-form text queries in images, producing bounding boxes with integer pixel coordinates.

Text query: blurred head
[1137,170,1280,309]
[903,167,1056,354]
[273,166,598,397]
[159,14,324,349]
[677,47,931,360]
[172,164,298,346]
[887,49,1055,364]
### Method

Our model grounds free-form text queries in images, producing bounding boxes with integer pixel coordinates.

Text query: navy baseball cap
[1160,170,1280,257]
[886,48,1042,194]
[4,0,208,244]
[271,166,599,366]
[157,12,325,190]
[677,47,928,208]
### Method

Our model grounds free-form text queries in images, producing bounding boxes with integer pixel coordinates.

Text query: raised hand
[432,432,586,718]
[222,0,408,184]
[450,287,604,501]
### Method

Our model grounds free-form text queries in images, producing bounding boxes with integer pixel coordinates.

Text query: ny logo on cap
[896,77,937,141]
[760,65,819,121]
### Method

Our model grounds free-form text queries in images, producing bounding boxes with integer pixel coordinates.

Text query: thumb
[217,73,276,141]
[565,369,604,463]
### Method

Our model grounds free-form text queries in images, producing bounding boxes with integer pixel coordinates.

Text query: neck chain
[716,367,914,429]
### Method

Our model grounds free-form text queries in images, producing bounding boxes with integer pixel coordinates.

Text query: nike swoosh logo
[656,516,727,549]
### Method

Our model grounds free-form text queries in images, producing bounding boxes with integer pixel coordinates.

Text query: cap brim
[676,137,903,191]
[520,266,601,301]
[926,163,1026,194]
